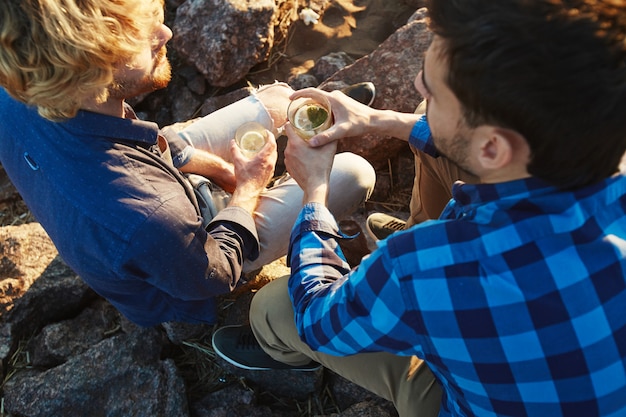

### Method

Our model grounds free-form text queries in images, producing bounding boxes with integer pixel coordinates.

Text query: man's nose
[157,24,173,47]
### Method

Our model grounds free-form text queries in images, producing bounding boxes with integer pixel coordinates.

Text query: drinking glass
[235,122,268,157]
[287,95,333,140]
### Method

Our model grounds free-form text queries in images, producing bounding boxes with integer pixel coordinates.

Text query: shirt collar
[453,177,553,206]
[443,174,626,221]
[442,176,556,219]
[60,103,160,146]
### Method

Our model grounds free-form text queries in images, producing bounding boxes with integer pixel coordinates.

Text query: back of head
[426,0,626,188]
[0,0,164,121]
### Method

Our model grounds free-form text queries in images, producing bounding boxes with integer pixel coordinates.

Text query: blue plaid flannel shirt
[287,116,626,417]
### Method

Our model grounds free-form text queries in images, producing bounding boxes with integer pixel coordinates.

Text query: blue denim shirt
[0,88,258,326]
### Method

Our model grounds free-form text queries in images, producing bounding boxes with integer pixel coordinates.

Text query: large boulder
[3,324,188,417]
[173,0,279,87]
[321,8,432,170]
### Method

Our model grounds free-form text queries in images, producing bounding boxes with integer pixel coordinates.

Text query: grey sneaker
[366,213,407,240]
[340,82,376,107]
[212,325,321,371]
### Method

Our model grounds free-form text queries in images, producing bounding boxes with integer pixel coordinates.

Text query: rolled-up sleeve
[287,203,416,356]
[408,115,439,158]
[161,126,195,168]
[121,196,259,302]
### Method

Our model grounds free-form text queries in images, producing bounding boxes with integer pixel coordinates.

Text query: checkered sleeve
[408,114,439,157]
[287,203,424,356]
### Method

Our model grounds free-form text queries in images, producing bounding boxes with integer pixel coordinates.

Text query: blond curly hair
[0,0,164,121]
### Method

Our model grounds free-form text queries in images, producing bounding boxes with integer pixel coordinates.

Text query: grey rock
[321,8,432,170]
[288,73,320,90]
[30,299,121,367]
[162,320,214,345]
[172,86,202,122]
[173,0,277,87]
[327,371,395,413]
[3,327,188,417]
[403,0,427,11]
[0,223,96,375]
[189,384,263,417]
[214,355,323,401]
[332,400,398,417]
[311,52,355,82]
[166,0,186,8]
[178,65,208,95]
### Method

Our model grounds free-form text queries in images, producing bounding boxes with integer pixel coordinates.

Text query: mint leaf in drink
[306,105,328,128]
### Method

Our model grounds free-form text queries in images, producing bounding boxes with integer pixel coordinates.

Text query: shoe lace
[387,220,405,231]
[236,329,261,351]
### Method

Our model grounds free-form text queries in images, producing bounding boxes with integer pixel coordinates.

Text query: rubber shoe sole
[212,325,321,371]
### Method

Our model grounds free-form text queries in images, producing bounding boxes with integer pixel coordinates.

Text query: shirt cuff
[160,126,195,168]
[292,203,339,235]
[408,115,439,158]
[209,206,260,260]
[287,203,342,265]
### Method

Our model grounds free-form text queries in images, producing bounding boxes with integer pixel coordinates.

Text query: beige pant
[407,145,479,226]
[250,276,443,417]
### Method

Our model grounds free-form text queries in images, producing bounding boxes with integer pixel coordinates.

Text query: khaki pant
[250,276,443,417]
[407,145,479,226]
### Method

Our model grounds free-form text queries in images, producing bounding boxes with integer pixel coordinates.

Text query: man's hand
[228,131,278,214]
[290,88,374,147]
[290,88,421,147]
[284,124,337,206]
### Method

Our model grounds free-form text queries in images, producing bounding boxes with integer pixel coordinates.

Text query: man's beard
[432,131,475,176]
[149,47,172,91]
[110,47,172,99]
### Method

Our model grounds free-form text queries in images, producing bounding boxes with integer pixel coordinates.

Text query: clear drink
[235,122,268,157]
[287,96,333,140]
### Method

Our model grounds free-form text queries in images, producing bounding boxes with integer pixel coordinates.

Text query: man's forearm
[369,109,422,142]
[228,188,261,216]
[179,149,236,192]
[302,184,330,206]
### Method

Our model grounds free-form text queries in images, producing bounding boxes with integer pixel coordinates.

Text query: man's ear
[474,126,527,171]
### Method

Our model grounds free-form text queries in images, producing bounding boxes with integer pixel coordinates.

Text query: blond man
[0,0,375,326]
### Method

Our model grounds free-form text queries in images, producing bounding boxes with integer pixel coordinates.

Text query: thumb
[308,130,335,147]
[230,138,246,162]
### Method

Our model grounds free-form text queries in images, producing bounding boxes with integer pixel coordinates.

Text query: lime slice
[239,131,265,152]
[293,104,328,131]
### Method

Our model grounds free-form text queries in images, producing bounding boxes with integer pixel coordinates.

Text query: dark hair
[426,0,626,188]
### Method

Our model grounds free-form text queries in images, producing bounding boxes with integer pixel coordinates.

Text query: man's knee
[254,82,294,129]
[333,152,376,196]
[250,275,291,327]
